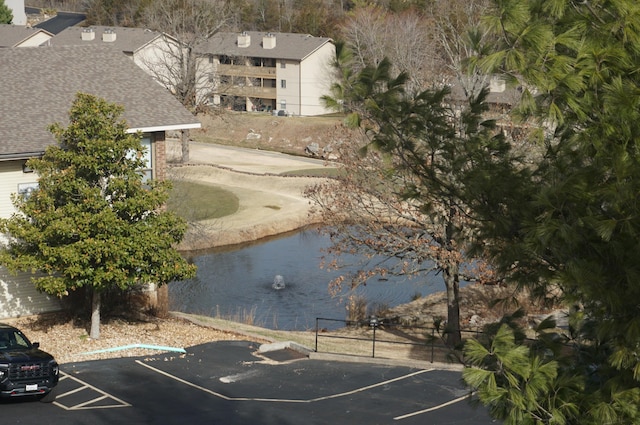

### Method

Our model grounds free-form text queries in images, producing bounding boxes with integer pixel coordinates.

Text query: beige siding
[0,160,39,219]
[16,32,52,47]
[0,160,62,318]
[0,268,62,319]
[299,43,336,116]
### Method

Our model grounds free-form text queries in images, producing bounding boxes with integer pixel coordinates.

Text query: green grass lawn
[167,180,239,221]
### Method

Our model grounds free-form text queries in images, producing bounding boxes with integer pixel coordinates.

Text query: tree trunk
[181,129,190,163]
[443,264,462,347]
[90,290,101,340]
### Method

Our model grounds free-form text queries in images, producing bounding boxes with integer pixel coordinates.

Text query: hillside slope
[191,112,344,157]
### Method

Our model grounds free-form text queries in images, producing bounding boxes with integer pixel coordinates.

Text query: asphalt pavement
[1,340,498,425]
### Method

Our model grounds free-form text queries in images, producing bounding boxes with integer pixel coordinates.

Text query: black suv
[0,323,59,402]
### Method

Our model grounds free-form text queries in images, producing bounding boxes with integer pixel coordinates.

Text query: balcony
[214,85,277,99]
[217,64,277,79]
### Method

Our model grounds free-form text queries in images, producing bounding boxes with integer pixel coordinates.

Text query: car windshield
[0,329,32,350]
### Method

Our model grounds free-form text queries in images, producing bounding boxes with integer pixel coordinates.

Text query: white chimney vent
[102,28,117,43]
[238,31,250,48]
[263,33,276,49]
[489,76,506,93]
[81,28,95,41]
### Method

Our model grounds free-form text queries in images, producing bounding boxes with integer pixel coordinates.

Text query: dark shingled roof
[33,11,86,35]
[0,45,200,159]
[198,31,332,61]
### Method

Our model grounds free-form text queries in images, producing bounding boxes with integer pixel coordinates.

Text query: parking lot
[1,340,497,424]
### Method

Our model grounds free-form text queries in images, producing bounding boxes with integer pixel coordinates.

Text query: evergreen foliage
[462,0,640,423]
[0,93,196,338]
[0,0,13,24]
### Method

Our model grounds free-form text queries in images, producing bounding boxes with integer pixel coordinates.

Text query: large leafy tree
[461,0,640,423]
[0,93,196,339]
[0,0,13,24]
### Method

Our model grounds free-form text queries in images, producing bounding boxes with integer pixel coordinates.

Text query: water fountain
[272,274,285,290]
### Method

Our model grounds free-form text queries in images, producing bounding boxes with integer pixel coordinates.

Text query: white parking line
[135,359,433,403]
[393,393,473,420]
[53,372,131,410]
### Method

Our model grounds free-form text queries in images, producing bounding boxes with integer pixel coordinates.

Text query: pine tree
[0,0,13,24]
[462,1,640,423]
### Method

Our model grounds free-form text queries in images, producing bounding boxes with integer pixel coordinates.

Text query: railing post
[315,318,319,352]
[431,328,435,363]
[369,316,379,358]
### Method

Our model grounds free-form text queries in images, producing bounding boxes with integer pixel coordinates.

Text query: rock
[305,142,320,156]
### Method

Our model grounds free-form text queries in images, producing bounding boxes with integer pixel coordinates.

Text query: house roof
[0,45,200,159]
[33,11,86,35]
[198,31,333,61]
[50,26,167,54]
[0,24,53,47]
[447,76,522,106]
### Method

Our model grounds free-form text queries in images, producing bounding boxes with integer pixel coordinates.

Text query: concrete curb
[308,352,464,371]
[172,312,465,372]
[258,340,314,356]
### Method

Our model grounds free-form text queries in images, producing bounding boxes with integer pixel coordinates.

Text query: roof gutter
[126,123,201,134]
[0,152,44,161]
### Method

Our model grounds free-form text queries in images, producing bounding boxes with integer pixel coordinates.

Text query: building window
[280,61,286,68]
[17,182,38,199]
[280,79,286,89]
[139,136,153,182]
[280,100,286,110]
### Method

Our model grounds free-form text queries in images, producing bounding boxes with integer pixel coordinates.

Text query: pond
[169,229,443,330]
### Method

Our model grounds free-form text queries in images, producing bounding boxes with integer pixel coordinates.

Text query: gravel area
[4,313,262,365]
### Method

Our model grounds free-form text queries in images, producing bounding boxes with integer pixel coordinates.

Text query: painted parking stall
[2,341,497,425]
[53,372,131,410]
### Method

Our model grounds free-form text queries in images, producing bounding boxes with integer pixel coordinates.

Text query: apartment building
[197,31,336,116]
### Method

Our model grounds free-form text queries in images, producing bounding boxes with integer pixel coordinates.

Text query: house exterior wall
[153,132,166,181]
[0,160,62,318]
[299,43,335,116]
[0,267,62,319]
[133,37,184,94]
[6,0,26,26]
[0,160,38,219]
[16,32,52,47]
[276,59,301,115]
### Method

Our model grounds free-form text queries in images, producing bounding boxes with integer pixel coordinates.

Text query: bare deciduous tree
[306,122,496,346]
[139,0,231,162]
[340,5,441,93]
[141,0,231,105]
[428,0,492,97]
